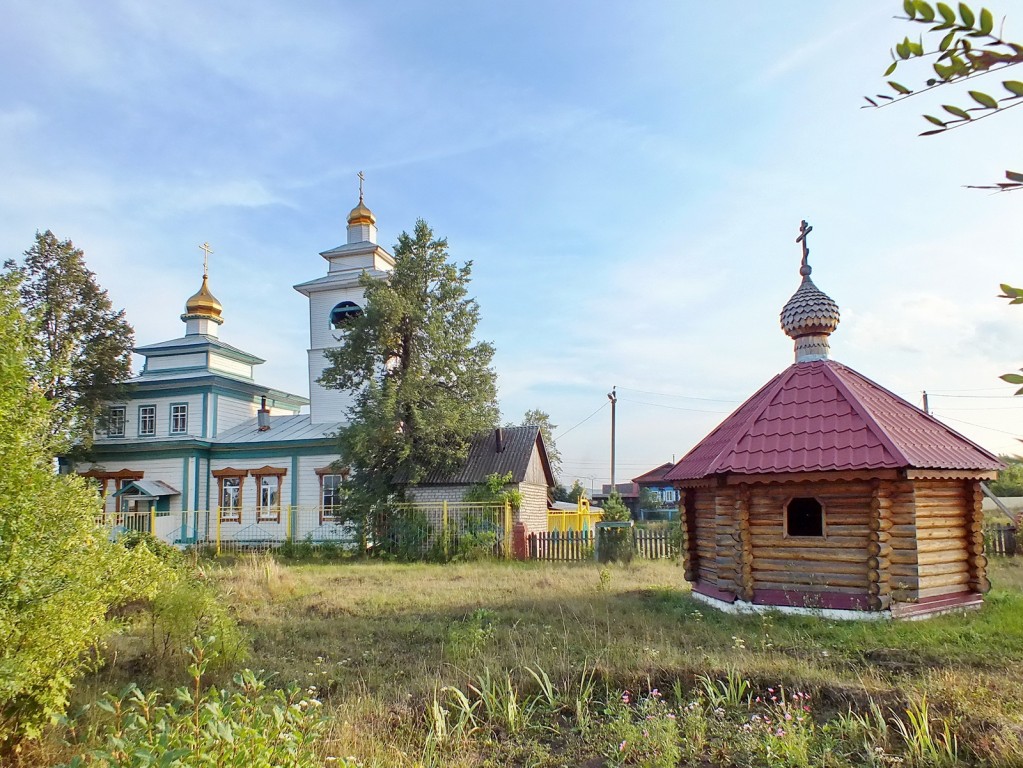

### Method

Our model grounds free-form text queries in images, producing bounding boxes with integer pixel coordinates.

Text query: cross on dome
[780,219,840,363]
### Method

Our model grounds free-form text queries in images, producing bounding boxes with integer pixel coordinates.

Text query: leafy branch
[866,1,1022,190]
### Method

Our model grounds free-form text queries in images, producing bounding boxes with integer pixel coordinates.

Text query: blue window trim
[169,401,189,436]
[137,404,157,437]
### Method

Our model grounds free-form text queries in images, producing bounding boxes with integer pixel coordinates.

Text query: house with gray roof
[406,425,555,533]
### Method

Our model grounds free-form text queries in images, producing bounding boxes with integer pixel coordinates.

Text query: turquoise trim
[201,392,209,438]
[168,401,189,436]
[212,394,219,438]
[181,456,190,511]
[137,404,156,437]
[193,451,201,511]
[156,496,170,513]
[120,378,307,408]
[291,454,299,540]
[212,445,335,459]
[140,364,210,377]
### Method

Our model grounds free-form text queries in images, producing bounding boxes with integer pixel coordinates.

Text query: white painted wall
[215,395,258,434]
[146,352,206,372]
[209,353,253,379]
[95,394,205,442]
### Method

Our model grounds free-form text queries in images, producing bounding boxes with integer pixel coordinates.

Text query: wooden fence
[985,523,1017,557]
[526,528,676,562]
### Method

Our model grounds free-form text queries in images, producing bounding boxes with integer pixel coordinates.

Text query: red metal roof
[632,462,676,485]
[665,360,1002,481]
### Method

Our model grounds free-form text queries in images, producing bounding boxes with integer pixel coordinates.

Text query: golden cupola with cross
[181,242,224,337]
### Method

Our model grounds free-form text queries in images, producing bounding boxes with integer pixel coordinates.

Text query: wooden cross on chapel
[795,220,813,273]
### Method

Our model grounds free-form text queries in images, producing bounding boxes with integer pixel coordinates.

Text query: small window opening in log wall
[786,497,824,537]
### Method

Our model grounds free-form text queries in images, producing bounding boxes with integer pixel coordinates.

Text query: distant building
[666,223,1001,620]
[632,462,680,520]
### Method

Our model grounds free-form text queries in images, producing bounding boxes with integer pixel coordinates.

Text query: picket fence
[526,527,676,562]
[985,522,1017,557]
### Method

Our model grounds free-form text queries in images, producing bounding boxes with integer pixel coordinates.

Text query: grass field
[60,556,1023,766]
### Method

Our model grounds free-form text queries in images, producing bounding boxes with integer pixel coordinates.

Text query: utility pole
[608,386,617,490]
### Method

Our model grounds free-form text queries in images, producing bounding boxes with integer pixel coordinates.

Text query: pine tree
[320,219,499,508]
[3,231,134,451]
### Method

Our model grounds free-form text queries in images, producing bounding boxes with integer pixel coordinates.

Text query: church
[69,193,397,545]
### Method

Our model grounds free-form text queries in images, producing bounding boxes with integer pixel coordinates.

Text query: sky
[2,0,1022,490]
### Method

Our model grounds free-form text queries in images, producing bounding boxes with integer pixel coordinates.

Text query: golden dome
[183,274,223,320]
[347,198,376,226]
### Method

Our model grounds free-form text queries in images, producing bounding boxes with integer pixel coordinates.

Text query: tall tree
[320,219,499,508]
[0,271,160,751]
[517,408,563,480]
[3,231,134,450]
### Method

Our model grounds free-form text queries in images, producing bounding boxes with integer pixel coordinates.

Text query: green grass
[46,556,1023,766]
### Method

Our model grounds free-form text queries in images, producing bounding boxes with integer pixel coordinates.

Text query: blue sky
[3,1,1022,487]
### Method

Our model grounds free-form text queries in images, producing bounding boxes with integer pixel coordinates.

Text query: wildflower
[667,713,676,720]
[619,740,627,752]
[713,707,725,718]
[621,691,631,704]
[768,687,774,694]
[650,688,661,699]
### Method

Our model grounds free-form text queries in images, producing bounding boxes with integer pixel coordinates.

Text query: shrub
[0,275,164,751]
[60,639,336,768]
[597,492,634,563]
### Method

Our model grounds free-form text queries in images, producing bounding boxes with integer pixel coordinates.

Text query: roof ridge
[820,361,909,466]
[702,368,793,475]
[826,361,1002,467]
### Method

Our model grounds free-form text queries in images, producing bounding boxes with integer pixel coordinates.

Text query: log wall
[913,479,974,599]
[690,489,718,586]
[747,480,872,597]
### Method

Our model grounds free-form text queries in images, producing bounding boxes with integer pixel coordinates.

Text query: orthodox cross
[357,170,365,202]
[199,242,213,277]
[795,220,813,274]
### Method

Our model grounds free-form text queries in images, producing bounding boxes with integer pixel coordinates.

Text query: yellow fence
[548,498,603,533]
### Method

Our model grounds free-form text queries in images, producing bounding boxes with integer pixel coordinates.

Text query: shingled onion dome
[181,273,224,325]
[780,222,839,363]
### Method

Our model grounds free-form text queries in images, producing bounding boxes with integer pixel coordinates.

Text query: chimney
[495,427,504,453]
[257,396,271,431]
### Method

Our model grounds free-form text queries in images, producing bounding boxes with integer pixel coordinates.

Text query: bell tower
[294,178,395,424]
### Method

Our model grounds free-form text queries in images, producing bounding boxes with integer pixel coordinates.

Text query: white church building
[68,194,396,545]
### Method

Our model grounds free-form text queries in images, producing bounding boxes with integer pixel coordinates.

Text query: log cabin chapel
[666,221,1003,620]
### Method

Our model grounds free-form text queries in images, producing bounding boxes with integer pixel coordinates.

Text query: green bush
[597,492,634,564]
[61,639,336,768]
[0,275,165,751]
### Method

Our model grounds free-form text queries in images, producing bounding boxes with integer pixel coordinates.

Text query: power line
[553,401,608,440]
[616,385,739,403]
[937,415,1022,438]
[618,397,729,414]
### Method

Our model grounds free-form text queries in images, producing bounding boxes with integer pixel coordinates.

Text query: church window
[138,405,156,436]
[107,406,126,437]
[257,476,280,521]
[785,497,824,538]
[170,403,188,434]
[329,301,363,329]
[213,468,248,523]
[316,465,350,523]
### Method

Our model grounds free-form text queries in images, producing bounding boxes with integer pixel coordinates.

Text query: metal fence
[185,500,514,559]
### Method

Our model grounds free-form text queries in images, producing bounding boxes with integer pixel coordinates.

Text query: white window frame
[107,406,126,437]
[170,403,188,435]
[138,405,156,436]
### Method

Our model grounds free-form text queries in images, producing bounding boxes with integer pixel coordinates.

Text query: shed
[407,425,555,533]
[666,223,1002,619]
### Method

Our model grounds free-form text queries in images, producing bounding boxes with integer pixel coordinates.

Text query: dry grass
[71,555,1023,766]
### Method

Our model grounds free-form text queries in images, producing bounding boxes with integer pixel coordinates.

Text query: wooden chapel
[665,222,1002,619]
